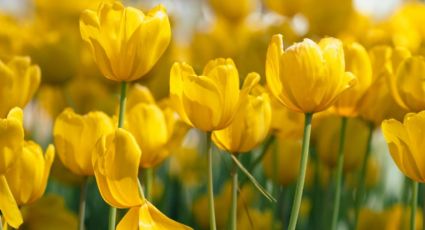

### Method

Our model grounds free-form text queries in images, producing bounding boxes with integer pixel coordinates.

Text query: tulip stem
[206,132,217,230]
[79,177,89,230]
[145,168,153,200]
[411,181,418,230]
[288,112,313,230]
[229,154,238,230]
[331,116,348,230]
[107,81,128,230]
[353,123,373,228]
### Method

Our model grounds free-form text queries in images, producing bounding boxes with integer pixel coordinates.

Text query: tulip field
[1,0,425,229]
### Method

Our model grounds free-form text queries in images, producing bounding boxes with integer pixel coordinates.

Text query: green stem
[79,177,89,230]
[287,112,313,230]
[108,81,128,230]
[229,154,238,230]
[145,168,153,200]
[411,181,418,230]
[206,132,217,230]
[0,215,2,230]
[353,122,373,228]
[331,117,348,230]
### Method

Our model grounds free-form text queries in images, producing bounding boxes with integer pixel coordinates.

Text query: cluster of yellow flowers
[2,0,425,229]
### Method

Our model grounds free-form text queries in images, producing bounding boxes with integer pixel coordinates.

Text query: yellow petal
[0,107,24,174]
[54,108,114,175]
[126,103,168,168]
[92,128,142,208]
[382,118,423,182]
[0,175,22,228]
[265,34,285,107]
[117,201,192,230]
[169,62,195,126]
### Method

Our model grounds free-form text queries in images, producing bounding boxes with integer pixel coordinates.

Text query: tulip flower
[80,1,171,82]
[170,58,242,131]
[53,108,114,176]
[92,128,191,229]
[0,107,24,228]
[382,111,425,182]
[390,56,425,112]
[382,111,425,230]
[126,85,173,168]
[359,46,408,126]
[266,34,356,113]
[5,142,54,205]
[332,42,372,117]
[0,56,41,118]
[212,73,272,153]
[266,34,355,230]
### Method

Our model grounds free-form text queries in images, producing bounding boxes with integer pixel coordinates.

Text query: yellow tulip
[92,128,191,229]
[314,115,369,172]
[332,42,372,117]
[358,46,408,126]
[92,128,142,208]
[390,56,425,112]
[0,56,41,118]
[5,142,54,206]
[170,58,242,131]
[116,201,191,230]
[53,108,114,176]
[208,0,254,22]
[126,86,172,168]
[382,111,425,182]
[0,107,24,174]
[0,107,24,228]
[266,34,356,113]
[212,73,272,153]
[357,205,423,230]
[80,2,171,82]
[19,195,78,230]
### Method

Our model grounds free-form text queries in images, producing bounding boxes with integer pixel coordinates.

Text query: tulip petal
[92,129,142,208]
[169,62,195,126]
[382,119,423,181]
[117,201,192,230]
[0,176,22,228]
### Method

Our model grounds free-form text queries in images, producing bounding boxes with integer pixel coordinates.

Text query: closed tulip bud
[332,42,372,117]
[5,142,55,205]
[126,85,172,168]
[212,73,272,153]
[266,34,356,113]
[0,56,41,118]
[0,107,24,228]
[382,111,425,182]
[170,58,242,131]
[80,2,171,82]
[53,108,114,176]
[208,0,254,21]
[314,115,369,172]
[391,56,425,112]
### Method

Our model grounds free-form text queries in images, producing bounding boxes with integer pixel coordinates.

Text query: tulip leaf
[230,154,276,202]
